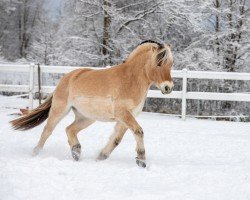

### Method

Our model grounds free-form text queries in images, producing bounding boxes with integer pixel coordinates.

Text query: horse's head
[127,40,174,94]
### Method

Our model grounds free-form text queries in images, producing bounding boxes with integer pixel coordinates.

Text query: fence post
[29,63,35,109]
[181,68,187,120]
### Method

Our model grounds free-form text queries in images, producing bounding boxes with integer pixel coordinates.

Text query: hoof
[97,152,109,161]
[32,146,41,156]
[136,157,146,168]
[71,144,81,161]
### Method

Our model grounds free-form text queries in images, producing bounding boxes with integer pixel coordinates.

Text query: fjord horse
[10,40,174,168]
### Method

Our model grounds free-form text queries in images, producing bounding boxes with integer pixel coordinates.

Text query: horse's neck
[120,62,152,93]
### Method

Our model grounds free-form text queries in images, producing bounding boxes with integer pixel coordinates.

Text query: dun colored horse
[10,40,174,168]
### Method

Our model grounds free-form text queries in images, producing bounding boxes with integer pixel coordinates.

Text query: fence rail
[1,63,250,120]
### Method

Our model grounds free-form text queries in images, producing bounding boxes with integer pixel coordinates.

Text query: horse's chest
[131,96,146,116]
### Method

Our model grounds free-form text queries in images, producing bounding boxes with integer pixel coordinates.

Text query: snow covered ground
[0,95,250,200]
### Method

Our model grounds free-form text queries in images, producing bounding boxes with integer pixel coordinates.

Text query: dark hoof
[71,144,81,161]
[136,157,146,168]
[97,152,108,161]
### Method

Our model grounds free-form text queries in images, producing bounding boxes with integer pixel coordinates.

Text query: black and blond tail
[10,96,53,131]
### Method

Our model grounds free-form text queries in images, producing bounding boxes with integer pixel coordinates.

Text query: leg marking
[137,149,145,158]
[135,128,144,137]
[114,138,120,146]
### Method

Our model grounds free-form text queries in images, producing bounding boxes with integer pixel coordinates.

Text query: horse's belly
[73,96,115,121]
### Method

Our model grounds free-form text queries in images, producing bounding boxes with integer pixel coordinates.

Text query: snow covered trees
[0,0,44,60]
[1,0,248,71]
[223,0,249,72]
[0,0,21,60]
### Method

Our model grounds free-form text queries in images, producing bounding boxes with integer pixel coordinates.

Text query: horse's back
[53,68,94,103]
[70,66,123,97]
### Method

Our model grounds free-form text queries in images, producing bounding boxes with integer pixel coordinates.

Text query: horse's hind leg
[33,101,69,155]
[97,122,127,160]
[66,109,94,161]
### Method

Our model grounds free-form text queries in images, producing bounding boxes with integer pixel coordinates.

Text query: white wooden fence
[0,63,250,120]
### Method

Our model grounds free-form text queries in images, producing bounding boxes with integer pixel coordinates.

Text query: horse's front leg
[97,122,127,160]
[117,110,146,168]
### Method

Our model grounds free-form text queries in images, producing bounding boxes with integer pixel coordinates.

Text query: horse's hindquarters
[72,96,115,122]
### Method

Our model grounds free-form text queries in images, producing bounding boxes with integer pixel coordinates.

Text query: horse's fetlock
[97,152,109,160]
[137,149,145,157]
[72,143,81,150]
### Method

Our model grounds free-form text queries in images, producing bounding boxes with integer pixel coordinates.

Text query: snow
[0,95,250,200]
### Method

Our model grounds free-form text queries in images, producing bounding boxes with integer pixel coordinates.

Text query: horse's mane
[123,40,167,64]
[139,40,164,49]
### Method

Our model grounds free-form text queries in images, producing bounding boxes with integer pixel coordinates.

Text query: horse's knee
[134,127,144,137]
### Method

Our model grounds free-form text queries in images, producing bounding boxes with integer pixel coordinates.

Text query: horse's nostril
[164,85,173,93]
[165,86,169,91]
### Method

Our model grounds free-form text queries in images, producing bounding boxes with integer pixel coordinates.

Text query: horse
[10,40,174,168]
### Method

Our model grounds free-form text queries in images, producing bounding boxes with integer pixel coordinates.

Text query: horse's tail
[10,96,53,131]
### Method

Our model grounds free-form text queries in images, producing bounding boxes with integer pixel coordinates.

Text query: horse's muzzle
[160,81,174,94]
[162,85,173,94]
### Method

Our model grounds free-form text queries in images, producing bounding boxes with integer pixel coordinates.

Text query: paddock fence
[0,63,250,120]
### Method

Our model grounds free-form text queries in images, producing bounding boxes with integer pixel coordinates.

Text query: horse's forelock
[156,47,169,67]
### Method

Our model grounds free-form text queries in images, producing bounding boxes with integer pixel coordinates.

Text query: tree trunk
[214,0,221,56]
[224,0,237,72]
[102,0,111,66]
[19,0,29,58]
